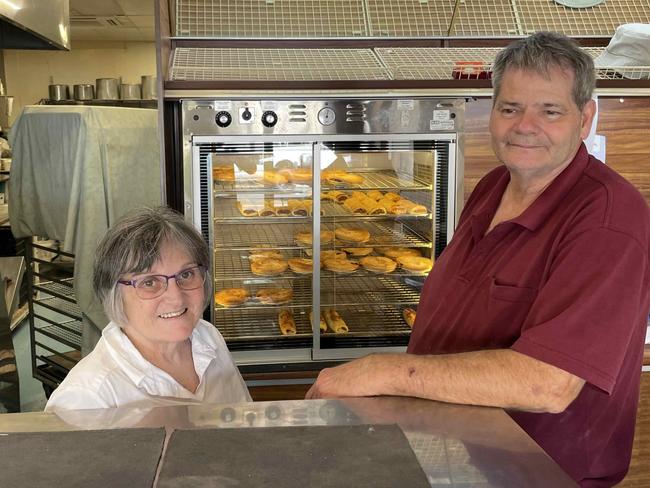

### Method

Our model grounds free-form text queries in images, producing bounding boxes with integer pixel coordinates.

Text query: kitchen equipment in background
[48,84,70,101]
[141,75,157,100]
[73,84,94,101]
[0,96,13,131]
[96,78,119,100]
[120,84,141,100]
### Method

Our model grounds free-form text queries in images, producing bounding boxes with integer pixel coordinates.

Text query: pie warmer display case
[182,98,464,367]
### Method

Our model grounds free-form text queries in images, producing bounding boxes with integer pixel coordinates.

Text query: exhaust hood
[0,0,69,50]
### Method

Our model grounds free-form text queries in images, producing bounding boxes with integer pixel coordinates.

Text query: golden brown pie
[359,256,397,273]
[250,257,288,276]
[288,258,315,274]
[335,226,370,243]
[342,247,374,257]
[380,247,422,259]
[323,257,359,274]
[397,255,433,273]
[294,230,335,246]
[214,288,249,307]
[256,288,293,305]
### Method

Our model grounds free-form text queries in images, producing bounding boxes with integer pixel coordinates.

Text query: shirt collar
[470,143,590,236]
[102,320,219,388]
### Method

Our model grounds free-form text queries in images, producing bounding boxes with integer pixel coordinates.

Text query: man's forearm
[308,349,584,414]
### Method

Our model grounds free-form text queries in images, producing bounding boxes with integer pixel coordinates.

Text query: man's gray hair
[491,31,596,109]
[93,206,211,325]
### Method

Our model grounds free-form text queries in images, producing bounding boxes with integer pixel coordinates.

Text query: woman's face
[120,241,205,350]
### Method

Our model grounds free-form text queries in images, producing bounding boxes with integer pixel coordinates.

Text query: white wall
[2,41,156,126]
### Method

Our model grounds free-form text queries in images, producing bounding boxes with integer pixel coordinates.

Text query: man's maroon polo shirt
[408,144,650,486]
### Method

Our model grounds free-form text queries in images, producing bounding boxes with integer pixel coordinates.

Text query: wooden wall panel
[619,372,650,487]
[463,97,650,205]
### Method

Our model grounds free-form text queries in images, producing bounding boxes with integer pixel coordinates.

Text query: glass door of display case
[204,140,317,363]
[313,135,455,360]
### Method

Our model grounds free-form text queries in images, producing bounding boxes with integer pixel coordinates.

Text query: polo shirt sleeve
[44,385,112,411]
[511,226,648,394]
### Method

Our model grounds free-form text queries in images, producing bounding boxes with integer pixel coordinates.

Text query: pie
[214,288,249,307]
[323,257,359,274]
[380,247,421,259]
[249,250,284,261]
[263,170,288,186]
[335,226,370,243]
[294,230,335,246]
[256,288,293,305]
[359,256,397,273]
[342,247,374,257]
[397,255,433,273]
[250,257,288,276]
[288,258,314,274]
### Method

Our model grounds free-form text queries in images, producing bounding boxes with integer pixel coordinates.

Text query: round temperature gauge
[318,107,336,126]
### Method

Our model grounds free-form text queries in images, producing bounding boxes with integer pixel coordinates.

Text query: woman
[45,206,250,411]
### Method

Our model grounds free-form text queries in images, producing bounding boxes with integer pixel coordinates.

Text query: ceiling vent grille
[70,16,135,28]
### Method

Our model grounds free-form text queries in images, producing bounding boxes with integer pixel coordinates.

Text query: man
[307,32,650,487]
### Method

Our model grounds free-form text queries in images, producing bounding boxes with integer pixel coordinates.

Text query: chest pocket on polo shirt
[486,277,537,335]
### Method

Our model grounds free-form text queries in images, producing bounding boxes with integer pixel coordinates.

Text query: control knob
[215,111,232,128]
[262,110,278,128]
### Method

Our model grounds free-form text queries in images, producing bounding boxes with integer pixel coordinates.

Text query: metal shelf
[35,320,83,350]
[214,273,422,309]
[34,296,82,320]
[214,220,431,250]
[215,303,412,342]
[33,278,75,300]
[214,199,431,222]
[213,169,431,193]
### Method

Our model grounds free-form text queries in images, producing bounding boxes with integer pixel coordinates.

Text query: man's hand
[306,355,384,399]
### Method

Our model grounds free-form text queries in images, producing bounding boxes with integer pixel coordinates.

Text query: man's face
[489,66,595,182]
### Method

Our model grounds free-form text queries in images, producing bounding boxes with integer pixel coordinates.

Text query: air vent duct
[0,0,69,50]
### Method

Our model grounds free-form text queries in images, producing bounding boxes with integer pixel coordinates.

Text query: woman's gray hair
[491,31,596,110]
[93,206,212,325]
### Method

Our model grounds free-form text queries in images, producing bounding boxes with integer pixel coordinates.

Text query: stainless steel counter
[0,397,576,487]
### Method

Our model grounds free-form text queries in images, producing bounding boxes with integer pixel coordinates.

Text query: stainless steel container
[95,78,119,100]
[48,84,69,101]
[73,84,94,100]
[120,83,141,100]
[141,75,157,99]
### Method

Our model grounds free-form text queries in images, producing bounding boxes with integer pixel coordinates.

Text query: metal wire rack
[175,0,368,38]
[215,303,413,341]
[170,48,390,81]
[213,220,432,249]
[213,169,431,193]
[174,0,650,38]
[36,320,83,350]
[376,46,650,81]
[515,0,650,36]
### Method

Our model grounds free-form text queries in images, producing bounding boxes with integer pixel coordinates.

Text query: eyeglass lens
[135,267,205,298]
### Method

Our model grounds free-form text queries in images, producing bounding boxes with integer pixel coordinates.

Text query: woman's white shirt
[45,319,251,411]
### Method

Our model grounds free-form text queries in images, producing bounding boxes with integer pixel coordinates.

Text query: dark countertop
[0,397,576,487]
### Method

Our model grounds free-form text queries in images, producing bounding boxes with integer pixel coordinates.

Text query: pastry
[402,308,417,328]
[249,249,284,261]
[288,258,315,274]
[309,311,327,333]
[359,256,397,273]
[320,250,347,261]
[335,226,370,243]
[236,201,259,217]
[278,310,297,335]
[294,230,335,246]
[214,288,249,307]
[213,165,235,182]
[397,255,433,273]
[324,309,349,333]
[250,257,288,276]
[323,257,359,274]
[388,200,411,215]
[366,190,383,201]
[263,170,288,186]
[327,190,349,203]
[326,172,365,185]
[365,202,387,215]
[259,204,277,217]
[342,247,374,257]
[380,247,422,259]
[256,288,293,305]
[383,192,401,202]
[343,198,367,215]
[287,168,313,183]
[276,206,292,216]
